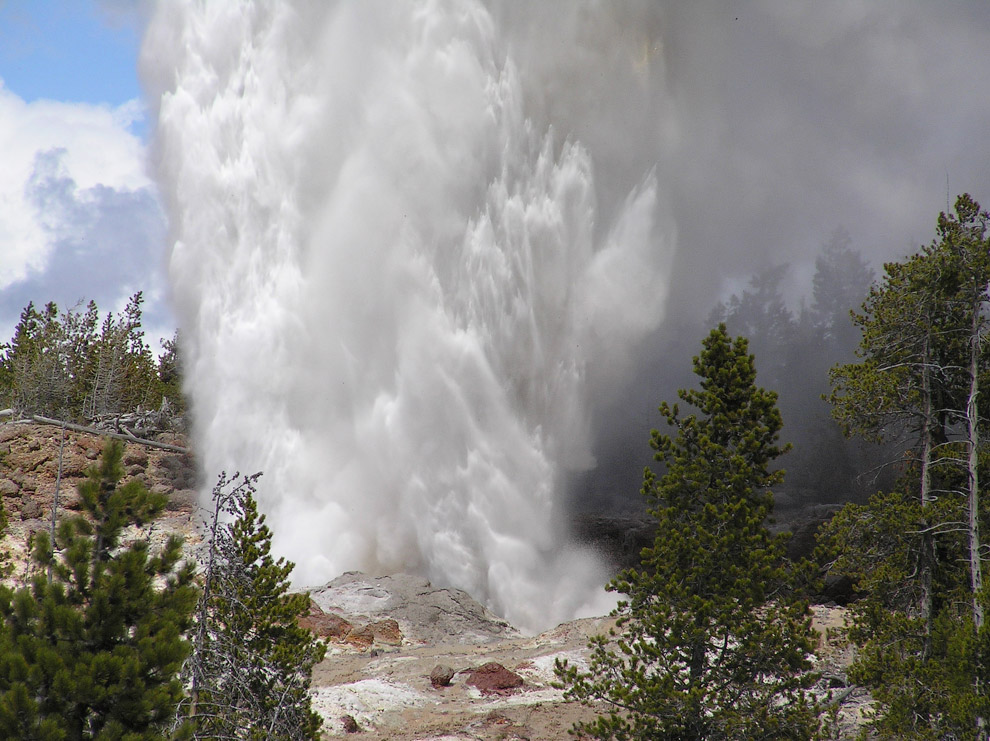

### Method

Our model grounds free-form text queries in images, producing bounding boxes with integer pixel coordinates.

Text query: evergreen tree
[810,228,874,354]
[709,263,796,396]
[157,332,186,417]
[182,472,325,740]
[557,325,822,740]
[821,194,990,738]
[0,439,197,739]
[0,293,178,422]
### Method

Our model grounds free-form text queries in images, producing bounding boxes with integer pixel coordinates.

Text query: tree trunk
[966,289,986,741]
[919,332,935,657]
[967,309,984,631]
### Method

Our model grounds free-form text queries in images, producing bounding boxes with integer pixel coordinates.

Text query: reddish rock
[371,618,403,645]
[466,662,524,695]
[345,624,375,649]
[57,453,90,477]
[20,453,50,472]
[20,498,43,520]
[0,426,21,444]
[299,603,354,640]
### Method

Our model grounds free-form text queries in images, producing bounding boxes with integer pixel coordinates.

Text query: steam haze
[142,1,990,630]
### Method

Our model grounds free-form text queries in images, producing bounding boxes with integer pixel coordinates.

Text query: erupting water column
[143,0,675,631]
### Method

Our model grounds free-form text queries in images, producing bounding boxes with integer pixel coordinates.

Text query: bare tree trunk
[967,310,984,631]
[47,422,66,583]
[965,305,987,741]
[919,333,935,657]
[188,493,223,724]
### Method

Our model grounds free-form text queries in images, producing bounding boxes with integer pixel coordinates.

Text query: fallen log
[25,415,190,454]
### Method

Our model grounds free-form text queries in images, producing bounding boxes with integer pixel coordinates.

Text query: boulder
[20,499,43,520]
[341,714,360,733]
[430,664,455,688]
[165,488,198,513]
[123,448,149,467]
[466,662,523,695]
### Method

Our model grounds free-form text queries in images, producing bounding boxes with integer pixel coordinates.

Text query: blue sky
[0,0,171,349]
[0,0,141,109]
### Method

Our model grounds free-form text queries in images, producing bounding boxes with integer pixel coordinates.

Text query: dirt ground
[308,595,868,740]
[310,615,616,740]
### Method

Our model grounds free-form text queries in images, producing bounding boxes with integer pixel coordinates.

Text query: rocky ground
[302,573,870,740]
[0,421,202,580]
[0,421,871,740]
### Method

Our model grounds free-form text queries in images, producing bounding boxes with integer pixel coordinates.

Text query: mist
[141,1,990,630]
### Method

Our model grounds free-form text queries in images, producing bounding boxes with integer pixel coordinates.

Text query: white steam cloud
[143,1,673,630]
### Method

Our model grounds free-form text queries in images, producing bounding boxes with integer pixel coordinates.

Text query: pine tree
[182,472,325,740]
[0,439,197,739]
[557,325,822,740]
[0,293,176,422]
[822,194,990,738]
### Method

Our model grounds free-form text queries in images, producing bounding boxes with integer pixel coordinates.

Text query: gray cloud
[0,148,171,343]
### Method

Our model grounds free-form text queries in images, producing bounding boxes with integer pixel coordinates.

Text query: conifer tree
[557,325,822,740]
[0,293,177,422]
[822,194,990,738]
[0,439,197,739]
[182,472,325,740]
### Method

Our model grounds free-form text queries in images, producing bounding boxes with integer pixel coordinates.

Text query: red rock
[465,662,524,695]
[123,448,149,467]
[299,603,354,640]
[371,618,403,645]
[345,624,375,649]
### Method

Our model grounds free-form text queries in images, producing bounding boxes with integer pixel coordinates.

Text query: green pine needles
[0,439,198,739]
[182,472,325,740]
[557,325,823,740]
[0,441,325,739]
[820,194,990,739]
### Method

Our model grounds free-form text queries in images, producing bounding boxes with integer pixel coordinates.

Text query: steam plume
[142,1,673,629]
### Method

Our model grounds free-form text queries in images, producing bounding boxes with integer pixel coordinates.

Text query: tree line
[0,292,183,423]
[709,229,886,504]
[557,195,990,739]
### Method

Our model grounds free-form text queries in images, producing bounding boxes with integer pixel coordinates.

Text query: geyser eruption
[143,0,674,630]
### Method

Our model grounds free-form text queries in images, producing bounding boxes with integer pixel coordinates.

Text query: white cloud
[0,79,170,347]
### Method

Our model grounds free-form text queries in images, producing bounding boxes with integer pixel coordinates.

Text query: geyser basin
[144,0,674,631]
